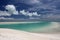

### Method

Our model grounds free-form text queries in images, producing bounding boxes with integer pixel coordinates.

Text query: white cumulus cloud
[20,10,41,17]
[5,5,19,15]
[0,11,11,16]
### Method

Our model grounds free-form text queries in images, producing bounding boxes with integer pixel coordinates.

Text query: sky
[0,0,60,21]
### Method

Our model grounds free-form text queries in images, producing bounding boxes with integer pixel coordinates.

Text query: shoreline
[0,21,40,24]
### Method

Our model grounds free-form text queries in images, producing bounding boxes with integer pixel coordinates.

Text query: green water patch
[0,22,51,32]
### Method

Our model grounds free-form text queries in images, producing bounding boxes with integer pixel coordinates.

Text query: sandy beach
[0,28,60,40]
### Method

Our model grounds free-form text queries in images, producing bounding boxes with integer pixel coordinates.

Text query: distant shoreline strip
[0,21,40,24]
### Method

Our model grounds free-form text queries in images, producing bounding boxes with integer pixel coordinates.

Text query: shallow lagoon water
[0,21,59,33]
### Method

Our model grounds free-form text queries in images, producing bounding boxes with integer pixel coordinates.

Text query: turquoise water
[0,22,52,32]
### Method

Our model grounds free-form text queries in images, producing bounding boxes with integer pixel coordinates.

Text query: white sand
[0,28,60,40]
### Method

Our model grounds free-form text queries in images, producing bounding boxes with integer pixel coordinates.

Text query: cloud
[20,10,27,16]
[5,5,18,15]
[0,17,14,20]
[13,0,40,5]
[30,0,40,4]
[5,5,41,17]
[32,12,41,16]
[0,4,41,19]
[24,0,40,5]
[0,3,60,20]
[20,10,41,17]
[0,4,41,17]
[0,5,19,16]
[41,13,60,21]
[0,11,11,16]
[27,0,60,13]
